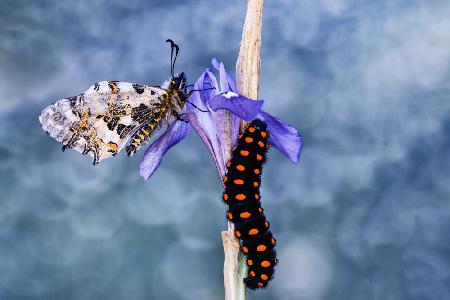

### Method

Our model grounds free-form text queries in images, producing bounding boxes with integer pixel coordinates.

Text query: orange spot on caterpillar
[261,274,269,281]
[235,231,242,238]
[253,181,259,188]
[256,154,263,161]
[236,164,245,171]
[247,259,253,266]
[249,228,259,235]
[245,137,253,143]
[223,193,229,201]
[240,150,249,156]
[226,161,231,167]
[271,238,276,246]
[261,261,271,268]
[258,282,264,288]
[234,179,244,185]
[257,244,267,252]
[258,141,265,148]
[265,221,269,228]
[223,176,228,183]
[243,246,249,253]
[250,271,255,277]
[248,127,256,133]
[261,131,267,138]
[240,212,251,218]
[254,169,261,175]
[227,212,233,220]
[259,207,263,213]
[255,194,260,200]
[235,194,246,201]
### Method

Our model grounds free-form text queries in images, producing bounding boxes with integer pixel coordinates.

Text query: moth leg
[62,131,79,151]
[172,111,188,123]
[82,144,89,155]
[88,145,100,165]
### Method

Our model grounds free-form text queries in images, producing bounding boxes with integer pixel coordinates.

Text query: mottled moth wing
[39,81,167,164]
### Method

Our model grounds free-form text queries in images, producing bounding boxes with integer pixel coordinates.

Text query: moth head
[172,72,186,91]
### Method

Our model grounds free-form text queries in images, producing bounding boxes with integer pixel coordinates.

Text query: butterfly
[39,39,196,165]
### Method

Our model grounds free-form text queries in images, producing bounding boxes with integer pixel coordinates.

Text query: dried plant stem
[236,0,264,100]
[222,1,264,300]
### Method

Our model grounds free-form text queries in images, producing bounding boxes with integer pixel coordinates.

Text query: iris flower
[139,58,302,180]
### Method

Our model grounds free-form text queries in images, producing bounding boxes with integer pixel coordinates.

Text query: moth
[40,40,194,165]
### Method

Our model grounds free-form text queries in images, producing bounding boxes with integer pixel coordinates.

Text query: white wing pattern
[39,81,169,164]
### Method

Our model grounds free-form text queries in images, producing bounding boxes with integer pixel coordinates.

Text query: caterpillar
[222,119,277,289]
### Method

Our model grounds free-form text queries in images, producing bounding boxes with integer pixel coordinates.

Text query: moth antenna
[166,39,176,78]
[172,43,179,77]
[165,39,180,78]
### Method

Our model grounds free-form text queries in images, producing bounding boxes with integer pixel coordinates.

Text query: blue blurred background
[1,0,450,299]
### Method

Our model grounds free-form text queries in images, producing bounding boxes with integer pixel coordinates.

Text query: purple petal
[139,121,192,180]
[185,67,237,176]
[211,108,241,165]
[183,113,227,177]
[208,92,264,121]
[211,58,236,92]
[259,111,302,163]
[204,69,220,99]
[211,57,222,70]
[211,57,221,70]
[187,71,217,113]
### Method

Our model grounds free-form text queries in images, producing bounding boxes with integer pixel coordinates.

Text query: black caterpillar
[222,119,277,289]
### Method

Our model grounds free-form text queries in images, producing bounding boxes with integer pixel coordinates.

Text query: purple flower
[139,59,302,180]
